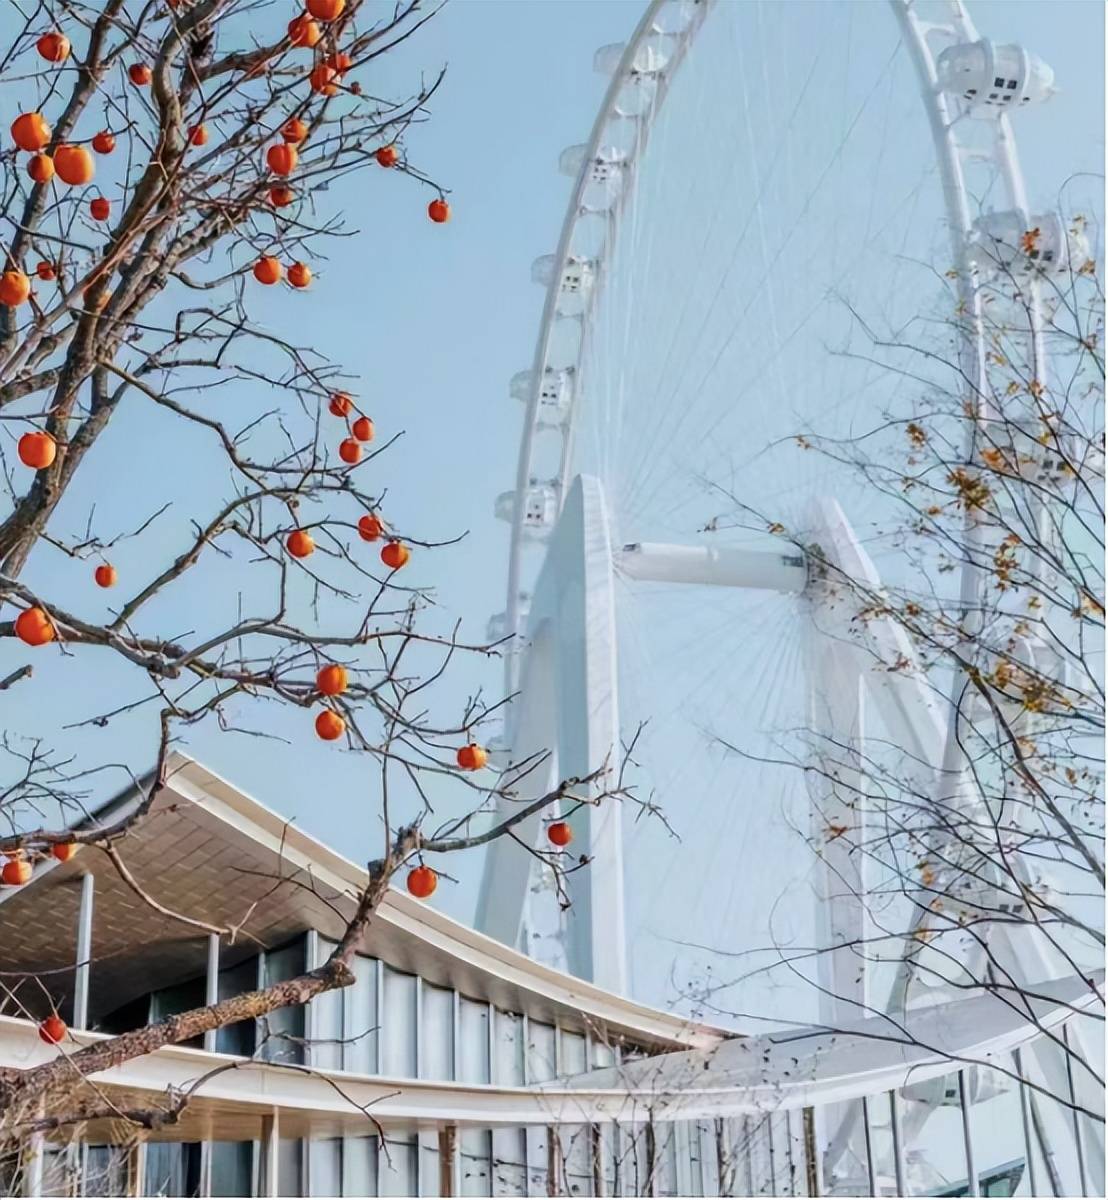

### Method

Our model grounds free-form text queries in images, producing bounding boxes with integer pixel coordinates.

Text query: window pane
[264,940,305,1066]
[419,1130,441,1198]
[277,1139,302,1197]
[210,1142,253,1198]
[379,1134,418,1197]
[421,985,454,1081]
[458,998,490,1084]
[342,1136,376,1197]
[958,1062,1032,1197]
[560,1124,593,1196]
[381,968,417,1078]
[525,1127,549,1197]
[560,1030,587,1076]
[460,1129,491,1197]
[144,1143,202,1198]
[526,1021,557,1083]
[491,1129,526,1197]
[818,1100,869,1195]
[344,956,378,1075]
[654,1124,678,1197]
[83,1147,128,1198]
[150,975,206,1049]
[899,1071,970,1195]
[309,1140,341,1197]
[216,956,258,1057]
[494,1013,524,1085]
[312,939,343,1071]
[592,1037,618,1069]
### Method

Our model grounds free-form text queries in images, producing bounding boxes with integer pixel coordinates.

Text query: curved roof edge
[166,754,730,1050]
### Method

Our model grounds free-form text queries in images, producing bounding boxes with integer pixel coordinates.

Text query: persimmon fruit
[11,113,51,152]
[253,256,282,285]
[18,431,55,468]
[315,709,345,741]
[316,664,348,696]
[406,865,437,899]
[15,607,55,646]
[286,529,315,558]
[28,154,54,183]
[357,514,383,542]
[456,743,488,771]
[54,144,94,185]
[0,271,31,307]
[39,1015,67,1044]
[380,541,410,570]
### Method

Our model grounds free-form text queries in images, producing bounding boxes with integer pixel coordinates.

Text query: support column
[438,1126,458,1197]
[260,1111,279,1198]
[72,873,94,1029]
[199,933,220,1197]
[127,1143,147,1198]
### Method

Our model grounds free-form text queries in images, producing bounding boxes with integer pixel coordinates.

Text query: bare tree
[691,210,1104,1183]
[0,0,631,1140]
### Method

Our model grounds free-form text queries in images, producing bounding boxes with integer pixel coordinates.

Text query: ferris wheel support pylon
[479,476,628,992]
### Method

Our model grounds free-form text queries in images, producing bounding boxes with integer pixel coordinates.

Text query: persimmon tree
[695,217,1104,1177]
[0,0,629,1139]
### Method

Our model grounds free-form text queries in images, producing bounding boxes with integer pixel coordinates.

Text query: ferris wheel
[475,0,1085,1043]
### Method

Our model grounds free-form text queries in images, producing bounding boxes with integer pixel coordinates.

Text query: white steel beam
[72,872,94,1031]
[616,543,806,592]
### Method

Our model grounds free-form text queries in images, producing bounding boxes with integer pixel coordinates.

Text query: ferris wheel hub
[616,541,808,592]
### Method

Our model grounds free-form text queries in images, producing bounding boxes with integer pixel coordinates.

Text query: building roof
[0,753,729,1051]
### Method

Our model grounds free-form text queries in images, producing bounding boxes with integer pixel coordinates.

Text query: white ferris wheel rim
[502,0,1047,712]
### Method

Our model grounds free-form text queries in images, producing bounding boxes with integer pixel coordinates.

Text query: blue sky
[1,0,1103,1006]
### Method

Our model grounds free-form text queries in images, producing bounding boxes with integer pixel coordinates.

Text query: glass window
[311,939,343,1071]
[899,1071,971,1196]
[949,1062,1032,1197]
[654,1124,679,1197]
[1016,1044,1085,1198]
[562,1124,594,1196]
[309,1140,341,1197]
[491,1129,526,1197]
[342,1136,376,1197]
[379,1134,418,1197]
[210,1142,253,1197]
[458,998,491,1084]
[216,955,258,1057]
[421,984,454,1081]
[149,975,206,1049]
[461,1130,491,1197]
[381,968,417,1078]
[144,1143,202,1197]
[715,1117,749,1198]
[818,1100,869,1195]
[623,1124,651,1197]
[494,1012,525,1085]
[83,1146,129,1198]
[598,1124,618,1196]
[344,955,378,1075]
[526,1020,556,1083]
[525,1126,549,1196]
[559,1029,587,1076]
[592,1036,618,1069]
[418,1130,441,1198]
[277,1139,302,1197]
[263,940,305,1066]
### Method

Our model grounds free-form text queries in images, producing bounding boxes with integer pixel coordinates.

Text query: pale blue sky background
[1,0,1103,1008]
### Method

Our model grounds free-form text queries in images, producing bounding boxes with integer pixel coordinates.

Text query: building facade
[0,757,1100,1197]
